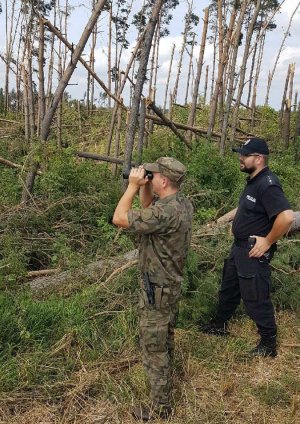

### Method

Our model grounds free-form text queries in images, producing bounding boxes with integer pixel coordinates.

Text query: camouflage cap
[144,157,186,183]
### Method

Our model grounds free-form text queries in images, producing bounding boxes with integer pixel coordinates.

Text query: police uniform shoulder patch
[259,173,280,193]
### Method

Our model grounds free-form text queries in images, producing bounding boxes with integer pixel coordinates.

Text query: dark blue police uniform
[215,167,291,340]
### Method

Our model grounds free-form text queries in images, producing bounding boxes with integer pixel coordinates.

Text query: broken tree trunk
[172,3,192,104]
[279,64,292,130]
[219,0,249,154]
[203,64,209,105]
[122,0,164,178]
[113,104,123,176]
[106,27,147,155]
[163,43,175,114]
[230,0,261,143]
[251,32,266,128]
[37,16,46,136]
[137,98,146,164]
[21,0,109,204]
[42,11,124,116]
[28,250,139,292]
[107,3,112,108]
[264,1,300,106]
[282,63,295,149]
[207,0,238,139]
[186,7,209,143]
[147,100,192,148]
[41,0,112,140]
[75,152,135,166]
[184,32,196,106]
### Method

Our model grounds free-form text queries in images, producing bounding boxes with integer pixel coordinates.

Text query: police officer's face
[239,154,261,174]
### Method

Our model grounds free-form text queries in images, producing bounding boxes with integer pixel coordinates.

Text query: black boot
[249,335,277,358]
[199,320,229,336]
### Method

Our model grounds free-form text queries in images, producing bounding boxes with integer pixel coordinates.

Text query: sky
[0,0,300,110]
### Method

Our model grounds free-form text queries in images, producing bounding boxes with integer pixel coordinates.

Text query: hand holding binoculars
[122,167,153,180]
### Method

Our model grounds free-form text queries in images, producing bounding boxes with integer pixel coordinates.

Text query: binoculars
[122,168,153,180]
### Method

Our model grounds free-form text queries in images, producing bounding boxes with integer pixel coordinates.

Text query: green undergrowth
[0,110,300,420]
[0,267,140,393]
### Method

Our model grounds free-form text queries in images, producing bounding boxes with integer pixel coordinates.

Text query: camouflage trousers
[138,284,181,407]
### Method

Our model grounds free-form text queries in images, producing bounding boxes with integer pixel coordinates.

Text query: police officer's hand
[249,235,271,258]
[128,166,149,188]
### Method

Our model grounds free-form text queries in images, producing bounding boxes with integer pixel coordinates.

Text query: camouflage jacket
[128,193,193,287]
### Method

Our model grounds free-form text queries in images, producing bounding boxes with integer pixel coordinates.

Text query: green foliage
[37,148,112,199]
[249,105,281,144]
[0,147,128,285]
[269,150,300,209]
[0,231,28,286]
[271,241,300,311]
[185,142,244,224]
[195,207,217,224]
[0,264,140,392]
[180,236,232,326]
[1,103,300,420]
[187,142,242,192]
[0,168,22,204]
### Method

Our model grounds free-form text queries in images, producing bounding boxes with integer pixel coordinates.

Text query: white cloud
[280,0,300,20]
[277,46,300,67]
[158,36,182,58]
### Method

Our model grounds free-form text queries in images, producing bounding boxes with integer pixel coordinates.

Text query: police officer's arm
[249,209,294,258]
[113,168,146,228]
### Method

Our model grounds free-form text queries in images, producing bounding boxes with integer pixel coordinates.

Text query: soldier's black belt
[234,239,250,248]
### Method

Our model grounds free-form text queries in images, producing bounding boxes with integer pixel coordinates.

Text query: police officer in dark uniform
[200,138,294,357]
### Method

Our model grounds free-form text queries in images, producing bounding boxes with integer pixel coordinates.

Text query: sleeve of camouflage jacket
[128,204,176,235]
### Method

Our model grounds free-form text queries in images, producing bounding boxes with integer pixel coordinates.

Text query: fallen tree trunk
[215,209,300,232]
[290,211,300,233]
[216,207,238,224]
[28,249,139,292]
[147,100,192,148]
[28,210,300,292]
[75,151,135,166]
[0,118,22,125]
[0,155,43,175]
[145,113,223,139]
[42,16,126,112]
[0,156,23,170]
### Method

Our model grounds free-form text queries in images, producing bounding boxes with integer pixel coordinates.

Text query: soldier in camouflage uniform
[113,157,193,421]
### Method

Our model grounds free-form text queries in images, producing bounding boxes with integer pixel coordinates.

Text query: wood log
[42,17,127,112]
[27,210,300,293]
[289,211,300,233]
[232,97,261,114]
[0,156,42,175]
[75,151,135,166]
[147,100,192,148]
[0,118,22,125]
[145,113,225,139]
[28,249,139,292]
[0,156,23,170]
[216,209,300,232]
[216,208,238,225]
[28,268,60,278]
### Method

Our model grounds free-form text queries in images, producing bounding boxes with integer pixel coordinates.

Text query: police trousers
[215,245,277,338]
[138,284,181,407]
